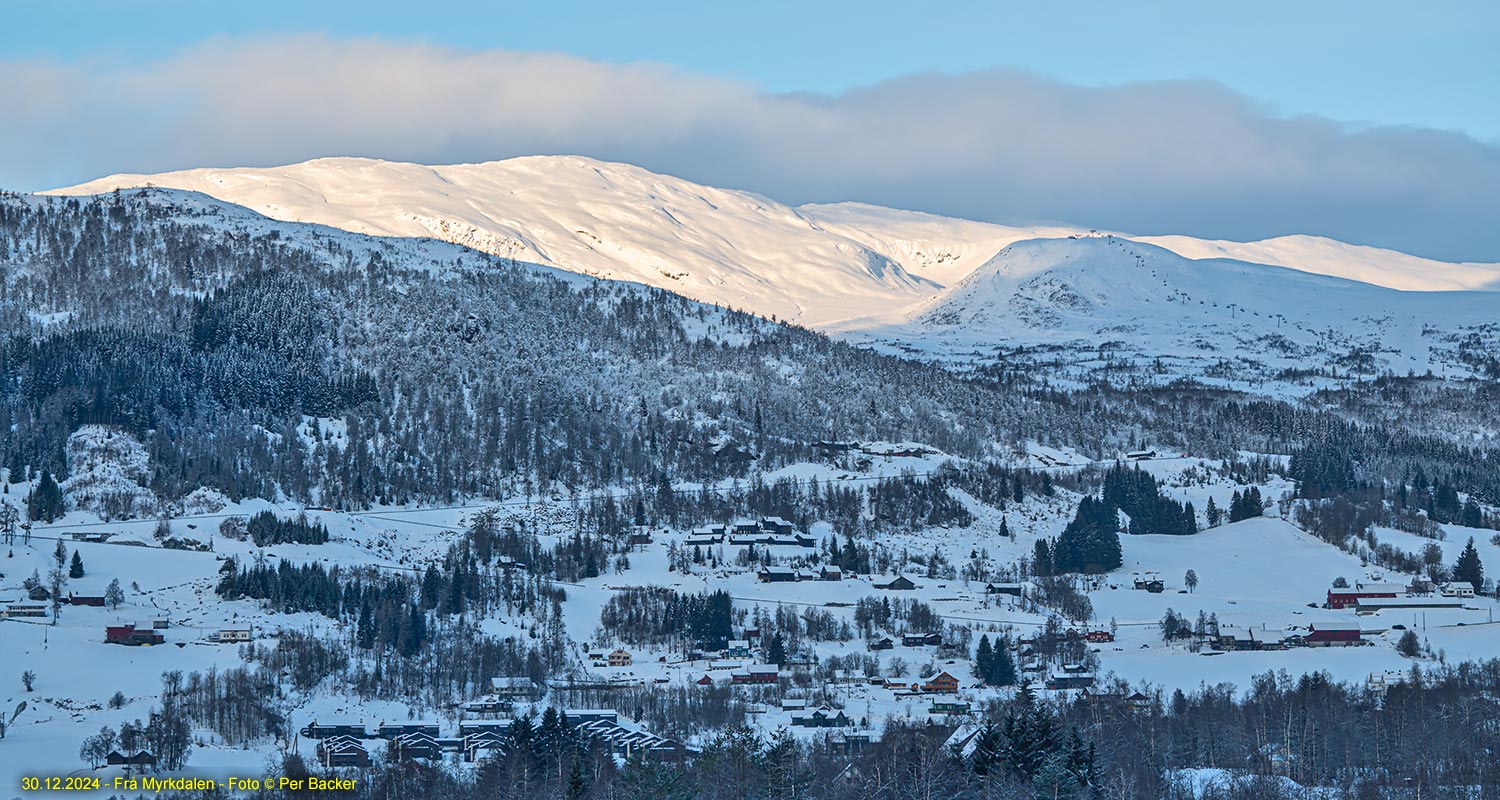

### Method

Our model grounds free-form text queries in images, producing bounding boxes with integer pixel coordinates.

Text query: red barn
[1326,582,1402,609]
[1305,621,1361,646]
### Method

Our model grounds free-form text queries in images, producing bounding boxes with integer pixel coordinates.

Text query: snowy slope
[47,157,941,326]
[829,235,1500,385]
[47,157,1500,333]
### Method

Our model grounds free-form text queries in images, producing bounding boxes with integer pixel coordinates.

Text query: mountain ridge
[48,156,1500,333]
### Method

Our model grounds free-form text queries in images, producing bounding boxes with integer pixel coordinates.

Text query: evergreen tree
[69,550,85,578]
[28,471,64,523]
[764,632,787,666]
[1452,537,1484,590]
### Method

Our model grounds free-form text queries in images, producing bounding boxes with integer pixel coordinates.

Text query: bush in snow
[179,487,230,515]
[59,426,158,521]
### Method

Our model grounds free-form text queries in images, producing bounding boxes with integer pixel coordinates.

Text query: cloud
[5,34,1498,261]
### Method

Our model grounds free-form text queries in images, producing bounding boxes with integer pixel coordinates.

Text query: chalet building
[458,720,512,738]
[68,593,106,607]
[2,602,47,618]
[930,700,971,715]
[301,721,368,739]
[489,675,539,700]
[867,636,895,651]
[685,533,719,549]
[1305,620,1362,646]
[608,648,633,667]
[317,736,369,768]
[760,516,795,535]
[1046,672,1097,690]
[819,565,844,581]
[375,721,440,740]
[790,706,850,728]
[1085,630,1115,643]
[876,575,917,591]
[731,664,780,684]
[732,519,760,535]
[628,529,653,546]
[105,623,164,646]
[390,732,442,760]
[695,674,714,686]
[1215,627,1262,651]
[461,696,512,716]
[781,698,808,711]
[1440,581,1477,598]
[757,566,798,583]
[921,671,960,694]
[725,639,752,658]
[829,731,871,755]
[69,532,114,543]
[462,730,510,762]
[215,628,252,643]
[1407,578,1437,595]
[495,555,527,571]
[105,750,157,768]
[811,440,857,455]
[1131,574,1165,593]
[985,582,1025,597]
[902,632,943,648]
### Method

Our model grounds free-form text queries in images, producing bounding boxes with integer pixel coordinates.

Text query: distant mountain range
[48,156,1500,385]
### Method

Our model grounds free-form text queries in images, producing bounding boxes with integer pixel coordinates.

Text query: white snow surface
[47,156,1500,336]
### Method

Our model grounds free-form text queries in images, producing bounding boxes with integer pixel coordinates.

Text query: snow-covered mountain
[48,156,1500,331]
[829,235,1500,385]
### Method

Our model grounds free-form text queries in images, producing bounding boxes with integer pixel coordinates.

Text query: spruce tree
[69,550,84,578]
[28,471,64,523]
[1452,537,1484,590]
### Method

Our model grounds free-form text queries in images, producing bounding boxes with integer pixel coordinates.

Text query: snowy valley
[0,176,1498,799]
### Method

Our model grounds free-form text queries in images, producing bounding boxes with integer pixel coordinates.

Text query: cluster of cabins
[686,518,818,550]
[757,565,846,583]
[1326,579,1475,611]
[302,710,685,766]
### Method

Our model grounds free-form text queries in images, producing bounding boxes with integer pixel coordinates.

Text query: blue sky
[3,1,1498,259]
[7,0,1496,140]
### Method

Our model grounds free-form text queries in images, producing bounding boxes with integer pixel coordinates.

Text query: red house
[1085,630,1115,643]
[1305,621,1361,646]
[105,623,164,646]
[731,665,780,684]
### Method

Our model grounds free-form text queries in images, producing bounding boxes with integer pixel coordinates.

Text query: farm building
[731,665,780,684]
[104,623,163,646]
[1305,620,1363,646]
[876,575,917,591]
[1354,596,1466,611]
